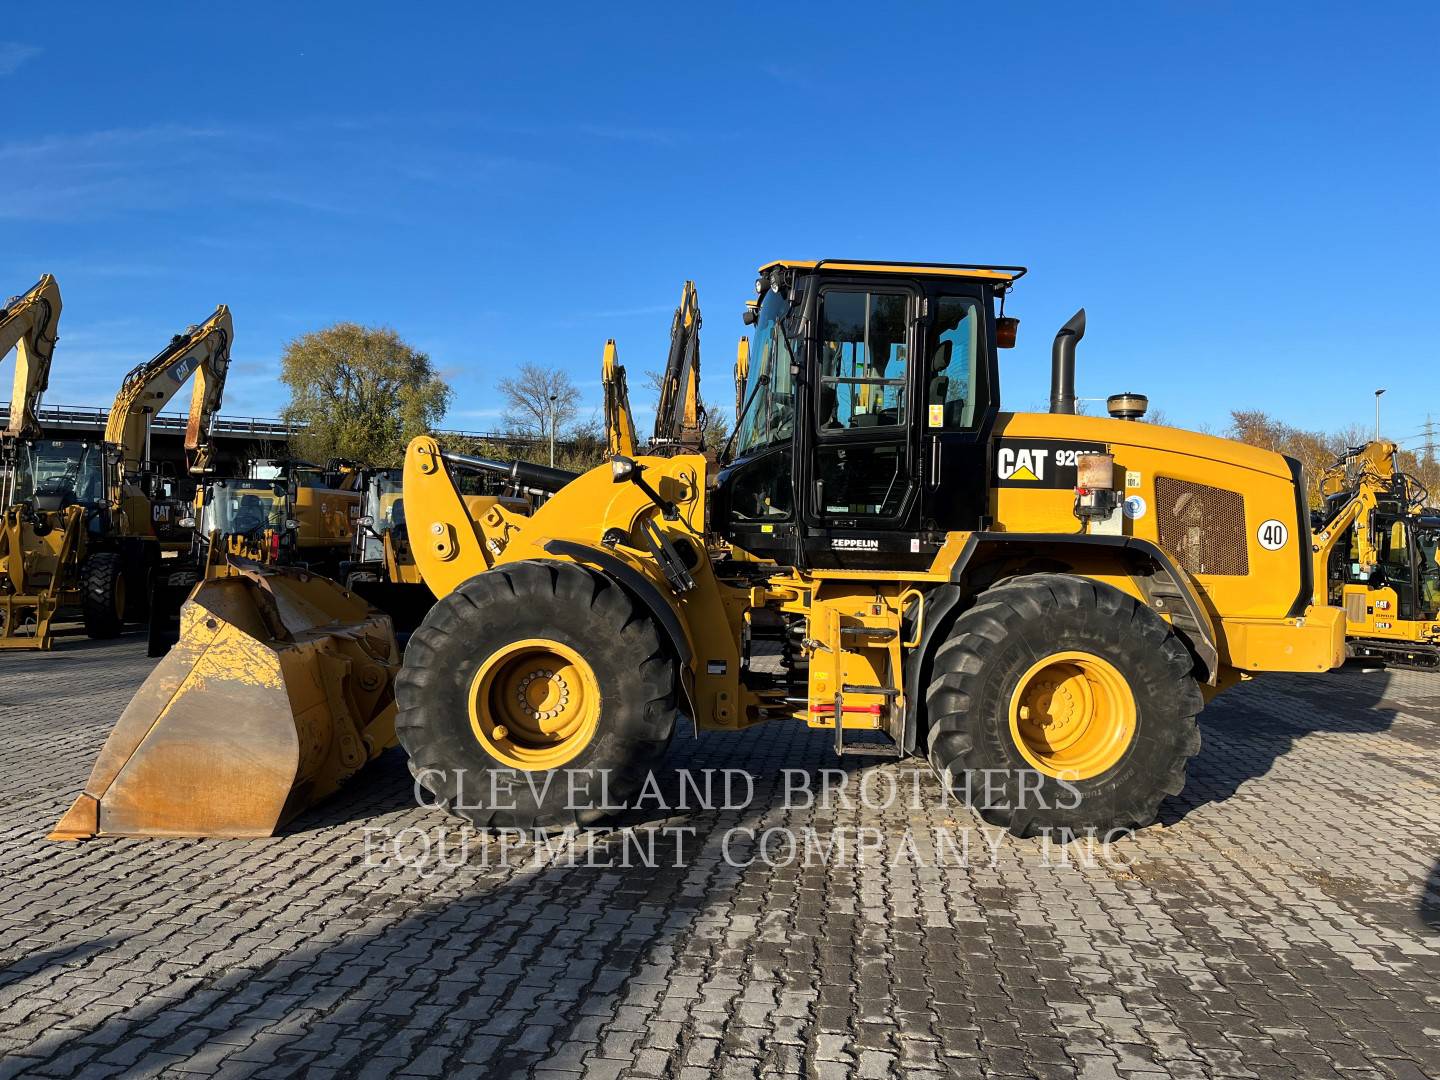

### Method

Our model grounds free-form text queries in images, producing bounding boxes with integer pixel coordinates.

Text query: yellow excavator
[1311,440,1439,668]
[0,275,67,646]
[1,301,233,648]
[56,259,1345,842]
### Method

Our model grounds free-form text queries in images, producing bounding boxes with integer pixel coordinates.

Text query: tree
[498,363,581,466]
[280,322,451,466]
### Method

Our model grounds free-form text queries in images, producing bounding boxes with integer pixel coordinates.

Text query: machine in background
[1311,440,1440,668]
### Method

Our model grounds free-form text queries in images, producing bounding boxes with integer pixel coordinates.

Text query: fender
[900,532,1220,755]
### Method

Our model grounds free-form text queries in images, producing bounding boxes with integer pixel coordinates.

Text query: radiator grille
[1155,478,1249,577]
[1344,591,1368,624]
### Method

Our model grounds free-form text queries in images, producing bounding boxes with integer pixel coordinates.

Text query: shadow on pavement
[1159,664,1403,826]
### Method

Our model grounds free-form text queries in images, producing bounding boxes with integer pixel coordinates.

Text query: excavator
[0,275,66,646]
[1310,440,1440,668]
[55,259,1345,843]
[1,301,233,648]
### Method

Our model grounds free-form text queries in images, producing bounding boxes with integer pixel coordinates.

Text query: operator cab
[6,438,108,513]
[714,260,1023,570]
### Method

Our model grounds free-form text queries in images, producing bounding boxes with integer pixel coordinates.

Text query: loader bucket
[50,562,399,840]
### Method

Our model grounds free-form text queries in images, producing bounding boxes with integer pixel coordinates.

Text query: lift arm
[651,281,703,454]
[0,275,62,439]
[104,305,233,487]
[602,339,639,458]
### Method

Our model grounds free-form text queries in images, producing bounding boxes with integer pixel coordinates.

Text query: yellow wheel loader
[1311,440,1440,668]
[385,260,1343,838]
[340,464,538,637]
[149,458,371,655]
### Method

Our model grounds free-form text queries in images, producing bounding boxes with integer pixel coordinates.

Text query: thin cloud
[0,43,40,76]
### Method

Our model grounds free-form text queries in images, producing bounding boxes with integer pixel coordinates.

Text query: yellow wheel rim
[1007,650,1136,780]
[468,638,600,770]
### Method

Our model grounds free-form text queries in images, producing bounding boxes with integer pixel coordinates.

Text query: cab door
[799,282,926,570]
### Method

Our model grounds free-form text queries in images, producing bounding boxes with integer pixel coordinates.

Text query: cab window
[926,296,982,430]
[818,291,909,431]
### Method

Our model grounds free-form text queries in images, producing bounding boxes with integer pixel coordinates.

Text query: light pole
[547,394,558,466]
[1374,388,1385,441]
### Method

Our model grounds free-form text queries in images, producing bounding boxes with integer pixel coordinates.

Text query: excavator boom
[0,274,62,440]
[105,305,232,486]
[601,338,638,458]
[651,280,703,453]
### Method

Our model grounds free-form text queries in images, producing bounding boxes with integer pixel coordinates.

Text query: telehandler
[53,259,1345,842]
[1311,440,1439,668]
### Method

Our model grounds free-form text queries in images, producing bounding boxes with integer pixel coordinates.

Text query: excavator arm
[602,339,638,458]
[104,305,232,489]
[651,281,703,454]
[0,275,62,439]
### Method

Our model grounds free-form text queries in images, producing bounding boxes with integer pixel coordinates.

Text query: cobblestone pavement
[1,632,1438,1079]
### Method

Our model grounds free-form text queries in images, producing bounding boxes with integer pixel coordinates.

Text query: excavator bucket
[50,561,399,840]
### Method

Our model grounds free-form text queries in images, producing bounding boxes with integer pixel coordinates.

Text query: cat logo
[996,446,1048,482]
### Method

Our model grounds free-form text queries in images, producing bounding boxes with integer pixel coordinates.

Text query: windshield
[201,479,286,537]
[8,440,106,507]
[733,290,798,457]
[359,472,405,562]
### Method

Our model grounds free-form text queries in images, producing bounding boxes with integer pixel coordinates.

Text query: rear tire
[395,559,678,830]
[925,573,1202,838]
[80,552,126,639]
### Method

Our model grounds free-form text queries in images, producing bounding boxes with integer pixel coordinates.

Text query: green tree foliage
[280,323,451,466]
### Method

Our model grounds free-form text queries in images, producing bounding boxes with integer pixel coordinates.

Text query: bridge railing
[0,403,561,445]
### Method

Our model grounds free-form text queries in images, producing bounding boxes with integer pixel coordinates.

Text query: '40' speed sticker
[1257,519,1289,550]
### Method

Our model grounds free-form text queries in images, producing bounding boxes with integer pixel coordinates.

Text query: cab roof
[759,259,1027,283]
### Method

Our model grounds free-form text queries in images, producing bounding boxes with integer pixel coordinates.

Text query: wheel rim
[468,638,600,770]
[1007,650,1136,780]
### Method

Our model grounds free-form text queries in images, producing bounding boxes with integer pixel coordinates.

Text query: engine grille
[1155,477,1249,577]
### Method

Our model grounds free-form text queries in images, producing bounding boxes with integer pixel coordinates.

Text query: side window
[926,296,981,430]
[818,291,909,431]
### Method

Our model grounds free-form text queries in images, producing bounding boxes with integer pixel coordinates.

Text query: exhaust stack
[1049,309,1086,415]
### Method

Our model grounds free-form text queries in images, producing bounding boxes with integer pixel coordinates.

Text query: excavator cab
[9,438,109,513]
[715,261,1020,571]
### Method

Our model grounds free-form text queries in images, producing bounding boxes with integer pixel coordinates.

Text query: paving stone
[1,640,1438,1080]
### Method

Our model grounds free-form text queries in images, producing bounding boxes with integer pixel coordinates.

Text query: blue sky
[2,4,1436,445]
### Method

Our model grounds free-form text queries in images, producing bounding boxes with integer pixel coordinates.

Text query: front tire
[395,560,678,830]
[80,552,126,639]
[925,573,1203,838]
